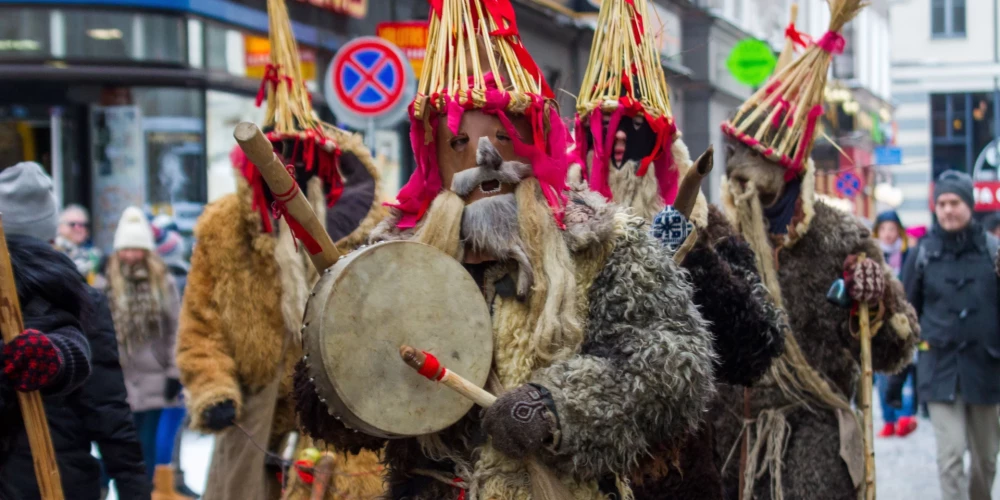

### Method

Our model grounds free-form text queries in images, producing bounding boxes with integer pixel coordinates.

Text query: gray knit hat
[934,170,975,210]
[0,162,59,242]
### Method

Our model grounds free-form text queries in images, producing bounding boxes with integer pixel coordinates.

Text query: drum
[302,240,494,438]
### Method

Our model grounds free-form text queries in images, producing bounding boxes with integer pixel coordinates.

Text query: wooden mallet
[400,345,574,500]
[0,217,64,500]
[233,122,342,272]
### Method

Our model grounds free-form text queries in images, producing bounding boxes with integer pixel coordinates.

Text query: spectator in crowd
[55,205,104,287]
[104,207,183,488]
[872,210,918,438]
[985,213,1000,240]
[0,162,137,500]
[904,170,1000,500]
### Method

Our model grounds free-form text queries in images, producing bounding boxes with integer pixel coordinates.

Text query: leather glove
[2,330,64,392]
[843,255,884,304]
[651,206,694,252]
[202,400,237,431]
[165,378,183,401]
[482,384,559,459]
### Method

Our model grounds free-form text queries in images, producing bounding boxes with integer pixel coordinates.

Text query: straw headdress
[239,0,378,234]
[390,0,570,229]
[574,0,680,203]
[722,0,868,181]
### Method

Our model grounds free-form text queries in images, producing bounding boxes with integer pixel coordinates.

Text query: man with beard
[175,0,384,497]
[293,1,715,498]
[572,1,785,498]
[712,1,918,498]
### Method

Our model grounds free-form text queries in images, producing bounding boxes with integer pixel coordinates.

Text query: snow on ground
[103,431,214,500]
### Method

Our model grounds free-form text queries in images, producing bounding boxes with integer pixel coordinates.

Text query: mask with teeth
[436,110,535,204]
[586,114,658,171]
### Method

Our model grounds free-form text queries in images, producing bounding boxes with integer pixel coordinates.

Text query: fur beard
[108,258,166,356]
[608,159,663,221]
[461,193,534,298]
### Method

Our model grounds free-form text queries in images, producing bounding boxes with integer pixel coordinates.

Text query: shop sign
[377,21,429,77]
[244,35,316,82]
[0,39,41,52]
[726,38,777,87]
[974,181,1000,211]
[294,0,367,19]
[874,146,902,166]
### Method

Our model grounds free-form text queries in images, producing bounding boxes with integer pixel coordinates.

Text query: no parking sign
[324,36,415,131]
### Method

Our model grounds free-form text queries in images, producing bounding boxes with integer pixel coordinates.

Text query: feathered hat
[238,0,378,234]
[574,0,680,204]
[389,0,569,229]
[722,0,868,181]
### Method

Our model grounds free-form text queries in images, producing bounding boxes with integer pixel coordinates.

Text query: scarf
[110,262,165,356]
[932,220,983,255]
[880,238,904,276]
[763,178,802,236]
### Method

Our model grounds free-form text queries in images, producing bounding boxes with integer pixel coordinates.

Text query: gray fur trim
[461,194,534,298]
[562,188,620,253]
[532,215,716,479]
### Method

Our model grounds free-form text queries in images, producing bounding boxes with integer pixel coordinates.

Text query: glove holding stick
[400,345,574,500]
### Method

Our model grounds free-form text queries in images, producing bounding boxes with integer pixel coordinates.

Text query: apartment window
[931,92,997,179]
[932,0,966,37]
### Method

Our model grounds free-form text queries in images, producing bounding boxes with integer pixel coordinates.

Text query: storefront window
[206,90,264,202]
[64,10,185,64]
[0,8,50,60]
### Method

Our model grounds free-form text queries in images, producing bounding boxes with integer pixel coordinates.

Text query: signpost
[726,38,778,87]
[836,171,863,198]
[324,37,415,150]
[874,146,902,166]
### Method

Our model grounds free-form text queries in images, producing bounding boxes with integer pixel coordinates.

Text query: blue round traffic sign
[324,37,415,129]
[836,171,862,198]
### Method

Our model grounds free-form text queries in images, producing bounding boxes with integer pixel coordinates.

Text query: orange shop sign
[294,0,367,19]
[244,34,317,82]
[376,21,429,77]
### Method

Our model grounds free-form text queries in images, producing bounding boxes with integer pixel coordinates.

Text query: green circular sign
[726,38,778,87]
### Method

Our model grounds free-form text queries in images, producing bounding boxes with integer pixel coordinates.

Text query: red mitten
[843,255,885,305]
[2,330,63,392]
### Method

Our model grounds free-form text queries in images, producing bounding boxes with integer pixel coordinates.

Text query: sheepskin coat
[295,187,717,499]
[177,148,385,499]
[711,202,919,500]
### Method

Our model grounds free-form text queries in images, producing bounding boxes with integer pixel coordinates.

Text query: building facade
[891,0,1000,227]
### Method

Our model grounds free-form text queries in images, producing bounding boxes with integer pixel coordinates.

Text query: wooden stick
[857,254,876,500]
[233,122,341,272]
[400,345,574,500]
[310,454,336,500]
[0,218,65,500]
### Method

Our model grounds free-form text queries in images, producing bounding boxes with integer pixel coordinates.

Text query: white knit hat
[113,206,155,251]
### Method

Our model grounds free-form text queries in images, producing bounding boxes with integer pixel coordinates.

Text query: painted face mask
[586,114,658,171]
[436,110,535,205]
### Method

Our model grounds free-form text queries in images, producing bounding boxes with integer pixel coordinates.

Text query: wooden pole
[310,454,336,500]
[0,217,65,500]
[233,122,341,273]
[857,255,876,500]
[739,387,750,500]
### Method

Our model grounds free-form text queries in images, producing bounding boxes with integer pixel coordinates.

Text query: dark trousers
[133,409,163,481]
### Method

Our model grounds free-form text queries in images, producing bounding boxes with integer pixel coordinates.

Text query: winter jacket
[115,272,183,413]
[3,288,149,500]
[904,222,1000,405]
[0,235,95,499]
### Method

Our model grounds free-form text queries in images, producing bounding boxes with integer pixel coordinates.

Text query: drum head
[303,241,493,438]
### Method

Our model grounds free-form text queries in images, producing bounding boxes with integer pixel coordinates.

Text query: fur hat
[113,206,155,251]
[933,170,975,210]
[0,161,59,242]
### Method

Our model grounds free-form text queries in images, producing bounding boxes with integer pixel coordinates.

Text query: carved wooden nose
[476,137,503,171]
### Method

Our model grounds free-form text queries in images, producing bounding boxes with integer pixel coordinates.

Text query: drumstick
[233,122,341,272]
[400,345,575,500]
[0,217,65,500]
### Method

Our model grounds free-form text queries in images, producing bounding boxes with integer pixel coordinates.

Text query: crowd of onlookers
[0,160,198,500]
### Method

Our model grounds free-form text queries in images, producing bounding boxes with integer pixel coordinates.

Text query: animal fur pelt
[294,185,716,499]
[711,201,919,500]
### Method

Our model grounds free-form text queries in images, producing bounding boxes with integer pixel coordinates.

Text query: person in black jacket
[904,170,1000,500]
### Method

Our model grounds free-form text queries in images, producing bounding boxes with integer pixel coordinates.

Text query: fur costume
[295,181,717,499]
[176,138,385,499]
[711,142,919,500]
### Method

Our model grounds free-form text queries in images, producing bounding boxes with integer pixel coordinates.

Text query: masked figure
[176,0,385,498]
[573,1,786,498]
[293,1,716,498]
[712,1,918,498]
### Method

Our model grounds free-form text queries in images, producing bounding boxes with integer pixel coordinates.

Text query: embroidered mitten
[2,330,64,392]
[483,384,559,459]
[202,400,237,431]
[651,206,694,252]
[844,255,884,304]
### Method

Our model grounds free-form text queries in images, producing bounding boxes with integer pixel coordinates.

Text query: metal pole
[366,118,377,154]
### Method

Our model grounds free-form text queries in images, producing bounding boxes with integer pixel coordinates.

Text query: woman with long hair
[105,207,184,489]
